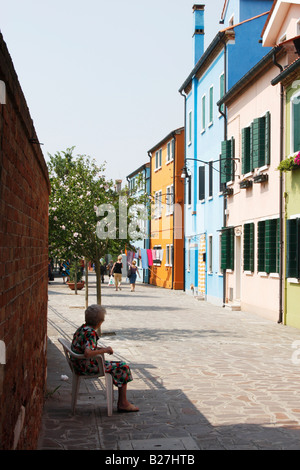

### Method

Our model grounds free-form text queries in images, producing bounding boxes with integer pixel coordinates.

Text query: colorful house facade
[179,1,273,305]
[126,162,151,283]
[265,0,300,328]
[148,128,185,289]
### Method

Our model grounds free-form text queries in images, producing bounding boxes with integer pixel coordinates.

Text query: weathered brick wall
[0,32,50,449]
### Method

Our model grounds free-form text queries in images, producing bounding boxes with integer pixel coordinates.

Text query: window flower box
[239,179,252,189]
[254,174,268,183]
[277,151,300,172]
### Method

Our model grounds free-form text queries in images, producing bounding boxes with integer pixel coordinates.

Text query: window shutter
[252,117,265,168]
[257,221,265,272]
[221,227,234,270]
[199,166,205,200]
[220,139,234,184]
[265,219,278,273]
[286,218,299,278]
[265,111,270,165]
[293,99,300,152]
[243,223,254,272]
[241,127,251,174]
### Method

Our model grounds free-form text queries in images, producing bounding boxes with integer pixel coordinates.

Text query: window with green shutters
[241,112,270,174]
[243,223,254,272]
[292,95,300,152]
[221,227,234,270]
[286,218,300,278]
[209,86,213,124]
[257,218,280,274]
[220,137,235,184]
[241,126,252,174]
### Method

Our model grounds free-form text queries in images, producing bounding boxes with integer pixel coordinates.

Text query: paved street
[38,273,300,451]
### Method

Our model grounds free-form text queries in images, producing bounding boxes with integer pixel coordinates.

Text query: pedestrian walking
[100,262,106,283]
[61,260,70,283]
[112,255,123,291]
[71,304,139,412]
[128,259,140,292]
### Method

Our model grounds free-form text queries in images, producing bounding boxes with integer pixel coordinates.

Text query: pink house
[217,42,287,321]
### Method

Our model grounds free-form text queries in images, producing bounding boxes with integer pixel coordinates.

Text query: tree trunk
[85,259,88,309]
[94,257,102,305]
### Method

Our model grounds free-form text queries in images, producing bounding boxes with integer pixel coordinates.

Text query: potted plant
[67,261,85,290]
[277,151,300,172]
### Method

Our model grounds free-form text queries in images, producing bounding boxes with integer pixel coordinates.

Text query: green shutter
[209,87,213,123]
[242,127,251,174]
[220,138,234,184]
[265,111,270,165]
[293,100,300,152]
[286,218,299,278]
[252,117,266,168]
[221,227,234,270]
[265,219,278,273]
[243,223,254,272]
[257,221,265,272]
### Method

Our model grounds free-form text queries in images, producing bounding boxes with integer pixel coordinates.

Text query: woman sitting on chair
[71,304,139,413]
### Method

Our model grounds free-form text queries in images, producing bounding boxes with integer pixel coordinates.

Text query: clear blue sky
[0,0,224,183]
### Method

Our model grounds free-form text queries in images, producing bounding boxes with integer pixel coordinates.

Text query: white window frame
[209,85,214,126]
[155,149,162,171]
[291,90,300,153]
[201,94,206,132]
[166,184,174,215]
[154,190,162,218]
[166,139,174,163]
[188,110,192,145]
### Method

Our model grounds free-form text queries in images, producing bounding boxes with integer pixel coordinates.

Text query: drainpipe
[148,151,152,285]
[218,39,228,307]
[171,131,176,290]
[273,48,284,324]
[180,89,187,292]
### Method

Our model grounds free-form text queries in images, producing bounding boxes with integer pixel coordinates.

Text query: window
[291,93,300,153]
[241,126,251,174]
[286,218,300,278]
[201,95,206,131]
[155,149,162,170]
[208,235,213,274]
[154,190,162,218]
[220,137,235,184]
[167,139,174,163]
[209,86,213,124]
[188,173,192,205]
[166,185,174,214]
[153,245,162,266]
[257,218,280,274]
[188,110,192,144]
[209,161,213,197]
[221,227,234,270]
[252,112,270,169]
[220,73,225,113]
[243,223,254,272]
[166,244,173,266]
[199,166,205,200]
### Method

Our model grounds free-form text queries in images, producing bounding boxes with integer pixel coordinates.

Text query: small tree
[48,148,148,304]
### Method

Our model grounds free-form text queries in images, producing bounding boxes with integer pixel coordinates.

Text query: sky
[0,0,225,184]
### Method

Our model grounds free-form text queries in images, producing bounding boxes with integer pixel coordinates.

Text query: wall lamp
[181,156,240,179]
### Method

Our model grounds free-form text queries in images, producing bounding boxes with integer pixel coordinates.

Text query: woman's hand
[105,346,113,355]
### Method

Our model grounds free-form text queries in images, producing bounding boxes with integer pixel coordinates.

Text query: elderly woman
[71,304,139,412]
[112,255,123,291]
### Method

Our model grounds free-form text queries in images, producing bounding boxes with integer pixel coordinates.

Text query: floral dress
[71,324,133,387]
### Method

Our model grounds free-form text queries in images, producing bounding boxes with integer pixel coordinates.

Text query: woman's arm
[84,346,113,358]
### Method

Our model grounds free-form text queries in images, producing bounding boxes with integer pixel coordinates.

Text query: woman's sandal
[117,404,139,413]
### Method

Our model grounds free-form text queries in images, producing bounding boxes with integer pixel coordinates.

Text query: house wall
[0,33,50,449]
[150,131,184,289]
[225,59,283,321]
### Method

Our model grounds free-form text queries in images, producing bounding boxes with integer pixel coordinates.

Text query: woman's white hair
[85,304,106,327]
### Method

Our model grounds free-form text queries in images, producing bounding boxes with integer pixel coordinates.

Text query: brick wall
[0,32,50,449]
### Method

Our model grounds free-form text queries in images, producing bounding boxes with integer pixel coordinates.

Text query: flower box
[239,179,252,189]
[254,174,268,183]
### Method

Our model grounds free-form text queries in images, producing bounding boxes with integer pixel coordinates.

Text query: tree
[48,147,148,304]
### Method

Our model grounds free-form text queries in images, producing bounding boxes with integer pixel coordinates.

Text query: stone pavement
[37,273,300,451]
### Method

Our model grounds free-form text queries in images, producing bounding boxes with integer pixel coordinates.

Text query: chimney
[193,4,205,65]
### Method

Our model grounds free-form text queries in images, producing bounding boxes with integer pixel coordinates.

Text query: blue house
[179,1,272,305]
[126,162,151,283]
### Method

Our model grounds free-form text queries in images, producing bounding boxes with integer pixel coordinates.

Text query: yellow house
[148,128,185,289]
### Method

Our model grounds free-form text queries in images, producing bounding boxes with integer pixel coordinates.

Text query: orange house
[148,127,185,289]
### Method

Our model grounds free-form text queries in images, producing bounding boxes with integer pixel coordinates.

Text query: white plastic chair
[58,337,113,416]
